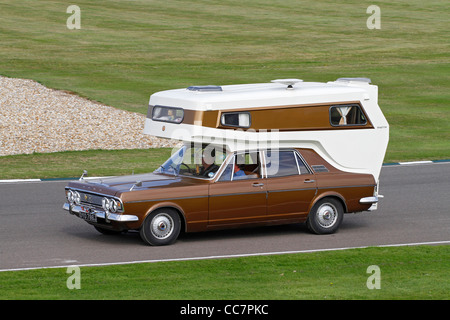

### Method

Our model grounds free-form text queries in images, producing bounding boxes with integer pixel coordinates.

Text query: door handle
[304,179,316,183]
[252,183,264,187]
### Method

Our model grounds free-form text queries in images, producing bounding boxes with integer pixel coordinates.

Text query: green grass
[0,0,449,173]
[0,1,448,301]
[1,245,448,300]
[0,148,172,179]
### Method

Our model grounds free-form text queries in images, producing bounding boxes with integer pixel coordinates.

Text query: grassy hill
[0,0,449,164]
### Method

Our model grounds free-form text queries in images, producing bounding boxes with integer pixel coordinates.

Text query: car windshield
[154,143,228,179]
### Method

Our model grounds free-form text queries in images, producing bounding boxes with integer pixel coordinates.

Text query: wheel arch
[309,192,348,213]
[144,202,187,232]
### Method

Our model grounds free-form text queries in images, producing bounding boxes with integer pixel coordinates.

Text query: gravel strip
[0,76,178,156]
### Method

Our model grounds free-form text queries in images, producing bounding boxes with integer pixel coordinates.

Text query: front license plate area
[79,206,97,223]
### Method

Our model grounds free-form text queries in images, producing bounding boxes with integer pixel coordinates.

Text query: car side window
[266,151,300,177]
[218,161,233,181]
[295,152,310,175]
[218,152,262,181]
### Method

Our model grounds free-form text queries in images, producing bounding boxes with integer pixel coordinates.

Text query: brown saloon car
[63,143,378,245]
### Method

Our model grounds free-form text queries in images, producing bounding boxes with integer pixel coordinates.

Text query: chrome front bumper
[63,203,139,222]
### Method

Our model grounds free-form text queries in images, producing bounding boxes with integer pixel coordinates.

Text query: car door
[264,150,317,220]
[208,151,267,226]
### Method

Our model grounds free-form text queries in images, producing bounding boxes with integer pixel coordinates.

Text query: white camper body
[144,78,389,183]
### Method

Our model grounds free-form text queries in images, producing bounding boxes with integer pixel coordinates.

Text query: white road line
[0,177,110,183]
[1,240,449,272]
[0,179,41,183]
[398,160,433,165]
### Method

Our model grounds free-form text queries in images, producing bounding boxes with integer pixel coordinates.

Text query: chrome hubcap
[151,213,174,239]
[317,203,338,228]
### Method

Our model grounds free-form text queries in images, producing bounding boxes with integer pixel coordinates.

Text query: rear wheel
[140,208,181,246]
[306,198,343,234]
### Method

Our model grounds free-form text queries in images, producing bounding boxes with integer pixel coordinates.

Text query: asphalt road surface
[1,163,449,271]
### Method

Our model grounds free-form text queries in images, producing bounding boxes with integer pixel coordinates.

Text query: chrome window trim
[265,149,312,178]
[293,150,301,175]
[214,150,264,182]
[230,154,236,181]
[214,148,314,182]
[293,149,314,175]
[213,152,234,182]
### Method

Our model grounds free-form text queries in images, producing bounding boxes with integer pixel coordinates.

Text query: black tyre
[140,208,181,246]
[306,198,344,234]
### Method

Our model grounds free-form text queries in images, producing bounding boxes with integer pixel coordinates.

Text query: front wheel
[306,198,343,234]
[140,209,181,246]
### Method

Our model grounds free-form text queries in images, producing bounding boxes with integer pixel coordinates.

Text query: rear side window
[295,153,310,174]
[152,106,184,124]
[330,105,367,126]
[266,151,299,177]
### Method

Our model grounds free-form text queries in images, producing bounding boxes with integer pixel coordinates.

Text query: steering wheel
[179,162,192,173]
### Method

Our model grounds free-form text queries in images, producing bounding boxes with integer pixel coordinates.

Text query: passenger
[233,163,246,178]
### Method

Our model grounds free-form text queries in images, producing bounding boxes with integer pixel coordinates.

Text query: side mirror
[79,170,88,180]
[130,181,143,191]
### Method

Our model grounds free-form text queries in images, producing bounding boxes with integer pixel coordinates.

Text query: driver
[200,148,219,177]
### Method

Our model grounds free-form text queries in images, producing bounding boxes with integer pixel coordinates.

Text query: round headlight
[110,199,118,213]
[102,197,110,211]
[67,190,75,204]
[74,191,81,205]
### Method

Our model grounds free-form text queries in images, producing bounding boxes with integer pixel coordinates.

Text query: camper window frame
[151,105,185,124]
[329,104,367,127]
[220,111,251,128]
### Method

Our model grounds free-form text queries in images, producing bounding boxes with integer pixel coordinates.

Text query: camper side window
[220,112,251,128]
[330,105,367,126]
[152,106,184,124]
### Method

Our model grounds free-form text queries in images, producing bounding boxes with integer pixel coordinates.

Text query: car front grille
[78,192,104,208]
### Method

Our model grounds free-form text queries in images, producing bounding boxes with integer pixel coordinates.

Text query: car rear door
[264,150,317,220]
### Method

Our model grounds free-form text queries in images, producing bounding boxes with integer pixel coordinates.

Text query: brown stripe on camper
[148,102,373,131]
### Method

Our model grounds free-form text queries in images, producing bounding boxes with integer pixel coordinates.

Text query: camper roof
[149,79,373,111]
